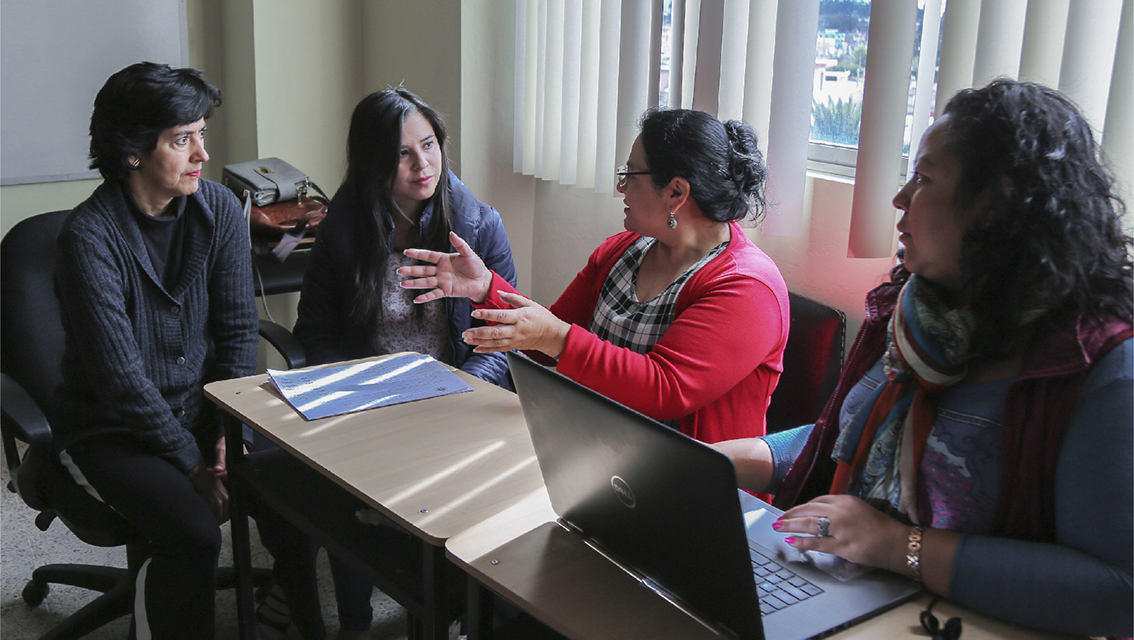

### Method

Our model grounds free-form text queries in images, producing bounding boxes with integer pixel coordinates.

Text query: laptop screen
[508,352,764,639]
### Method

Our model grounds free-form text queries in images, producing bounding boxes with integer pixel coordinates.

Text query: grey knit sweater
[54,179,258,473]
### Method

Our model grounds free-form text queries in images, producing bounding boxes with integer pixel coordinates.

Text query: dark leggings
[64,433,222,640]
[329,554,374,632]
[64,432,327,640]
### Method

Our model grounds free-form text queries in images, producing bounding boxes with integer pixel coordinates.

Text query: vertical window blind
[515,0,1131,257]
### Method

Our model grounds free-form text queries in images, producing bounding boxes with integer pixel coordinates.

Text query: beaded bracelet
[907,526,924,582]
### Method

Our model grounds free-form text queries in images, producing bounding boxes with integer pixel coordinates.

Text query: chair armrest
[258,320,307,370]
[1,372,54,509]
[1,372,53,455]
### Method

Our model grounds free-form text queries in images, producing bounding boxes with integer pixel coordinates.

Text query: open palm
[399,232,493,303]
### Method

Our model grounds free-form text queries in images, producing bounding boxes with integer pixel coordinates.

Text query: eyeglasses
[616,164,651,186]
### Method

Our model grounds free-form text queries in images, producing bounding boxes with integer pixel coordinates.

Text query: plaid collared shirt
[589,236,728,354]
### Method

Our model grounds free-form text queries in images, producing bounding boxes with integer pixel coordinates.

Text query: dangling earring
[667,211,677,229]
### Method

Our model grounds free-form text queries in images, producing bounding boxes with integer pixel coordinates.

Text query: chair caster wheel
[22,579,48,607]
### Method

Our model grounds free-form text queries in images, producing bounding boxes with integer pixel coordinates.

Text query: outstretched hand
[398,232,493,303]
[464,292,571,358]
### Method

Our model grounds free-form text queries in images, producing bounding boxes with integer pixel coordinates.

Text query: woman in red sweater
[400,108,789,444]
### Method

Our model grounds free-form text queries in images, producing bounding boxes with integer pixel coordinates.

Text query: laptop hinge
[557,518,736,638]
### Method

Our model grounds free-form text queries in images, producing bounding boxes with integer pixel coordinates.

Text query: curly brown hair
[896,79,1132,359]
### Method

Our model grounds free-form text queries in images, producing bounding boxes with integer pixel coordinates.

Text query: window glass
[655,0,946,172]
[811,0,945,158]
[811,0,871,147]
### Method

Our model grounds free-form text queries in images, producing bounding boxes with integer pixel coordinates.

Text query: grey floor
[0,440,412,639]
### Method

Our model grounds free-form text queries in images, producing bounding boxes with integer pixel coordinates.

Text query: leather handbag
[223,157,310,206]
[223,157,329,259]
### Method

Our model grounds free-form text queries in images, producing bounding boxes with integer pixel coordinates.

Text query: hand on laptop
[774,495,911,575]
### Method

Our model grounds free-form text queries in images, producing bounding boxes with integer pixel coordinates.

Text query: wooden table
[205,354,545,640]
[446,492,1088,640]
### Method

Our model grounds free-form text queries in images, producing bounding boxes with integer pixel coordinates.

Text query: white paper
[267,353,473,420]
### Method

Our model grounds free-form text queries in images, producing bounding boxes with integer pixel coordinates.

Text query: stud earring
[129,157,140,168]
[667,211,677,229]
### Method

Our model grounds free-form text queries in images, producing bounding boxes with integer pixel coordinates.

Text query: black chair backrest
[1,210,71,411]
[765,293,846,433]
[1,210,138,546]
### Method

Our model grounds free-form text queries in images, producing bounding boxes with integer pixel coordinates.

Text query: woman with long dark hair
[718,79,1133,637]
[292,87,516,639]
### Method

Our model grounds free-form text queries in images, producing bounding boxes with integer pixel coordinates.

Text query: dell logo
[610,476,636,508]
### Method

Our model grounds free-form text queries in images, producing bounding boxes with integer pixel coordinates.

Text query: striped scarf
[829,275,976,524]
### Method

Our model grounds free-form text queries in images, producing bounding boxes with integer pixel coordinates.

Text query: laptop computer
[506,351,920,640]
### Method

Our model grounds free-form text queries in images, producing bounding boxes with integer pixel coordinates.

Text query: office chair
[765,293,846,433]
[1,209,283,639]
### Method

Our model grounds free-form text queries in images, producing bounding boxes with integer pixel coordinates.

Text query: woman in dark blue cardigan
[53,62,258,640]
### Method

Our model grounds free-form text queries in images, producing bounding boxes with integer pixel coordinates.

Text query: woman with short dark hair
[400,108,789,446]
[718,79,1133,637]
[54,61,254,639]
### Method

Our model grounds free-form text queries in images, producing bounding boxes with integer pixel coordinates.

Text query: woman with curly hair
[717,79,1133,637]
[400,108,790,446]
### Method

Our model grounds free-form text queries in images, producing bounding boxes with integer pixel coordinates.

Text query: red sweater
[480,222,789,443]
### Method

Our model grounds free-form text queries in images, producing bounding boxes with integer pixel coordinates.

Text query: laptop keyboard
[750,545,825,615]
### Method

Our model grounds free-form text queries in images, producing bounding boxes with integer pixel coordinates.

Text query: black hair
[342,87,453,327]
[637,108,767,223]
[88,61,221,181]
[905,79,1132,359]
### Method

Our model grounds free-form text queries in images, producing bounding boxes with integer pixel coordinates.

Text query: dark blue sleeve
[950,339,1133,637]
[293,191,364,366]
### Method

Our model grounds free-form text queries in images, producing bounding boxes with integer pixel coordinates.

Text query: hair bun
[723,120,767,202]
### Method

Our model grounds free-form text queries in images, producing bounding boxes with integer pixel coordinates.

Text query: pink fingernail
[784,536,796,545]
[771,521,782,531]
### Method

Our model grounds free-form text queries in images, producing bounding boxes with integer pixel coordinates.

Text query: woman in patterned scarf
[718,79,1133,637]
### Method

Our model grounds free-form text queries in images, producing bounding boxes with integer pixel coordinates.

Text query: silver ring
[817,516,831,537]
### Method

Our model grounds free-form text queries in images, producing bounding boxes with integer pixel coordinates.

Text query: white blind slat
[1018,0,1069,88]
[533,0,548,177]
[514,0,526,172]
[936,0,980,114]
[680,0,702,108]
[1102,0,1133,208]
[741,0,777,143]
[1059,0,1124,134]
[667,0,687,108]
[575,0,602,190]
[972,0,1028,86]
[540,0,565,180]
[907,0,944,177]
[761,0,820,236]
[847,0,918,258]
[717,0,750,122]
[613,0,653,193]
[559,0,583,185]
[593,0,622,193]
[691,0,724,114]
